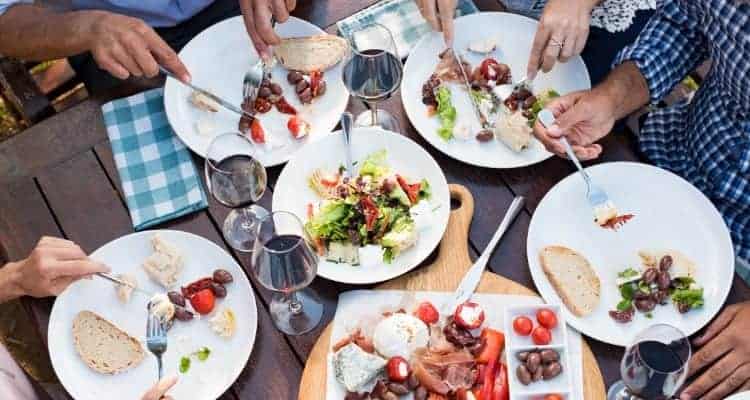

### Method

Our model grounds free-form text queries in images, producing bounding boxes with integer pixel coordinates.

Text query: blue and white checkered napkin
[101,88,208,230]
[337,0,478,58]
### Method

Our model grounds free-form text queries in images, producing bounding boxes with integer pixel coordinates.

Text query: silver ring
[549,38,564,49]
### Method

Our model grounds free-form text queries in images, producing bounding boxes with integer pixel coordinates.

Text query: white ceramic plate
[48,230,257,400]
[164,16,348,166]
[727,391,750,400]
[527,162,735,347]
[272,128,450,284]
[402,12,591,169]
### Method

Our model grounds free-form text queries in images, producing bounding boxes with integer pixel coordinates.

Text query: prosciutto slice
[412,348,477,394]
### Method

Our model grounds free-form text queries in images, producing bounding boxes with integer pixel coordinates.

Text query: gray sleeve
[0,0,32,15]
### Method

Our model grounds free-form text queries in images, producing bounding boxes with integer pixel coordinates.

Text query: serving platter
[48,230,258,400]
[299,184,606,399]
[401,12,591,169]
[164,16,348,166]
[527,162,735,347]
[272,127,450,284]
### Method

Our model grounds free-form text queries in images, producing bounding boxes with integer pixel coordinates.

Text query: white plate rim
[526,161,735,347]
[163,16,348,167]
[272,127,450,284]
[47,229,258,400]
[401,11,591,169]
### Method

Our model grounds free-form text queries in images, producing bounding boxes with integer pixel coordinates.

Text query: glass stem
[287,291,304,315]
[240,207,255,231]
[367,101,378,126]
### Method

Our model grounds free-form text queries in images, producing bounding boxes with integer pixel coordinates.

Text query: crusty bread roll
[274,34,349,73]
[72,311,144,374]
[539,246,601,317]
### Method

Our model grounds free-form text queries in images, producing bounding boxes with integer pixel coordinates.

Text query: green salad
[528,89,560,127]
[306,150,431,264]
[435,86,457,141]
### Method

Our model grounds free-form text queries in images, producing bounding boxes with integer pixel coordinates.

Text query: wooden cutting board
[299,184,606,399]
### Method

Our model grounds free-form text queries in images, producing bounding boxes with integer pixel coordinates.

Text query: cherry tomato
[385,356,410,382]
[189,288,215,315]
[287,116,310,139]
[275,96,297,115]
[414,301,440,325]
[531,326,552,345]
[512,316,533,336]
[479,58,500,80]
[249,119,265,144]
[544,395,564,400]
[454,301,485,330]
[536,309,558,329]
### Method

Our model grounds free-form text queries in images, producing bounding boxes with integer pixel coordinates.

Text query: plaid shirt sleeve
[613,0,709,103]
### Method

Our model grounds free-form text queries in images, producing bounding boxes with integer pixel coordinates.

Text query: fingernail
[548,124,562,137]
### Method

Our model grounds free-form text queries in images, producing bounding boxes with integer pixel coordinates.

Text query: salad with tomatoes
[305,150,431,264]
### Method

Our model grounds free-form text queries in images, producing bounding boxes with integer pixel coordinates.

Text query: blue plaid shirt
[614,0,750,262]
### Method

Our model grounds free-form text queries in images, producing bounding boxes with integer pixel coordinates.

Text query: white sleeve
[0,0,32,15]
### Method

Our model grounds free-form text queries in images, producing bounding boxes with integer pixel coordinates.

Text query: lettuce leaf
[304,200,353,241]
[436,86,457,140]
[359,149,390,179]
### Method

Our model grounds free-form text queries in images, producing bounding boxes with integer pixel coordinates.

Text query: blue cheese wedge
[326,242,360,265]
[333,343,386,393]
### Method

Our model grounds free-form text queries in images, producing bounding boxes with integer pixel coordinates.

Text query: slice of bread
[274,34,349,73]
[539,246,601,317]
[72,311,144,374]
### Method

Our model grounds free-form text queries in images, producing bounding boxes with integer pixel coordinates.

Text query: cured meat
[434,49,471,83]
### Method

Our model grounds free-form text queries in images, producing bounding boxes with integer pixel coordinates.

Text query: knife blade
[95,272,154,299]
[445,196,525,312]
[452,47,490,129]
[160,66,256,121]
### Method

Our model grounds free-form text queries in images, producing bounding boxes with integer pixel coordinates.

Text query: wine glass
[608,324,692,400]
[204,132,268,252]
[251,211,323,335]
[342,23,403,132]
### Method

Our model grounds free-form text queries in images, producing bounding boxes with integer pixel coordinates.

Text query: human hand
[416,0,457,46]
[9,237,109,298]
[141,376,178,400]
[680,302,750,399]
[239,0,297,60]
[83,11,190,82]
[532,89,617,160]
[527,0,596,79]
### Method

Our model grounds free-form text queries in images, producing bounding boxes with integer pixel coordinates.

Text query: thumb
[548,100,589,138]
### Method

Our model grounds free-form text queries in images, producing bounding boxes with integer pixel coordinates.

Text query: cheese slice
[333,343,386,393]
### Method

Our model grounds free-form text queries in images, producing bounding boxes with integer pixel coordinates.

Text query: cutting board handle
[434,184,475,278]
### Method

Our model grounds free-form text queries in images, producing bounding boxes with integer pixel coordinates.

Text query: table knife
[159,66,256,121]
[446,196,525,312]
[452,47,491,129]
[95,272,154,299]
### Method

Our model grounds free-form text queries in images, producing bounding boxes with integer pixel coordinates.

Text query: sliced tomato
[275,96,297,115]
[386,356,410,382]
[189,288,215,315]
[249,119,265,144]
[492,363,509,400]
[287,116,311,139]
[309,70,323,96]
[476,328,505,364]
[479,59,500,81]
[360,195,379,231]
[544,395,564,400]
[414,301,440,325]
[396,175,421,205]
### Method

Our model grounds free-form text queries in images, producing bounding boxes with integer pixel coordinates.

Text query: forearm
[595,61,650,121]
[0,261,24,303]
[0,5,98,61]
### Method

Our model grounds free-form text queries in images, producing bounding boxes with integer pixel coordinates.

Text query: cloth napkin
[337,0,479,58]
[101,88,208,230]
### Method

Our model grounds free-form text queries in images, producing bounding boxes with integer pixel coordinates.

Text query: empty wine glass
[608,324,692,400]
[204,132,268,252]
[251,211,323,335]
[342,23,402,132]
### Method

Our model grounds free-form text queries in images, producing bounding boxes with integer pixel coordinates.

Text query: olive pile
[166,268,234,322]
[515,349,563,385]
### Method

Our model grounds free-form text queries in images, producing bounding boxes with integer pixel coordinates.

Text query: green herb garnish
[195,346,211,361]
[618,268,641,279]
[179,357,191,373]
[672,287,704,309]
[616,299,633,311]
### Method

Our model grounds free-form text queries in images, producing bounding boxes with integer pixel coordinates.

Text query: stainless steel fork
[146,312,167,380]
[538,109,611,210]
[243,17,277,102]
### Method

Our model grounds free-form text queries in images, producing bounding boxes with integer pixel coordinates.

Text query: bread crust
[72,311,144,374]
[274,35,349,73]
[539,246,601,317]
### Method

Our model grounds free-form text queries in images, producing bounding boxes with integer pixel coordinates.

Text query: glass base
[608,381,642,400]
[355,109,401,133]
[269,288,323,336]
[222,204,268,252]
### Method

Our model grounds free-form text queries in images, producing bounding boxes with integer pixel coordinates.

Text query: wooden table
[1,1,749,399]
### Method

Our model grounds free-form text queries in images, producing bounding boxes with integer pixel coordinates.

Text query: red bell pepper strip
[476,328,505,364]
[492,363,509,400]
[361,195,379,231]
